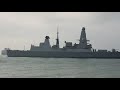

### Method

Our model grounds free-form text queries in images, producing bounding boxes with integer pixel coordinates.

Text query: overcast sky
[0,12,120,51]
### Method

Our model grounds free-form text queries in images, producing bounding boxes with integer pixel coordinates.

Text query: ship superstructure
[30,27,92,52]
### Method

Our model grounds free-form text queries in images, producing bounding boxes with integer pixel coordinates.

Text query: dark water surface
[0,55,120,78]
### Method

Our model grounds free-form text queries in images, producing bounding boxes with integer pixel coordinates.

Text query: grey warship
[6,27,120,58]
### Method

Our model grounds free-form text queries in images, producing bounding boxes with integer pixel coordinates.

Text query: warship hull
[5,27,120,58]
[7,50,120,58]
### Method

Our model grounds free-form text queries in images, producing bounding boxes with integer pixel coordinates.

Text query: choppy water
[0,55,120,78]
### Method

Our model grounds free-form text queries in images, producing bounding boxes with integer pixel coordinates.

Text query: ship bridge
[30,36,52,51]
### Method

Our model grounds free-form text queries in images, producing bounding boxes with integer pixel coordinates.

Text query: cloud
[0,12,120,52]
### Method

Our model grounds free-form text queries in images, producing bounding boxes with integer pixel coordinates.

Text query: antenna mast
[24,45,25,51]
[56,25,59,48]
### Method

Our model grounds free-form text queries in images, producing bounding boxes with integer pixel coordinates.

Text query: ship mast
[56,26,59,48]
[24,45,25,51]
[79,27,87,49]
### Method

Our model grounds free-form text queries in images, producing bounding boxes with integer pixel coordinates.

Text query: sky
[0,12,120,51]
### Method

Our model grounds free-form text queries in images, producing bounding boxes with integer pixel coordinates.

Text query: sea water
[0,55,120,78]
